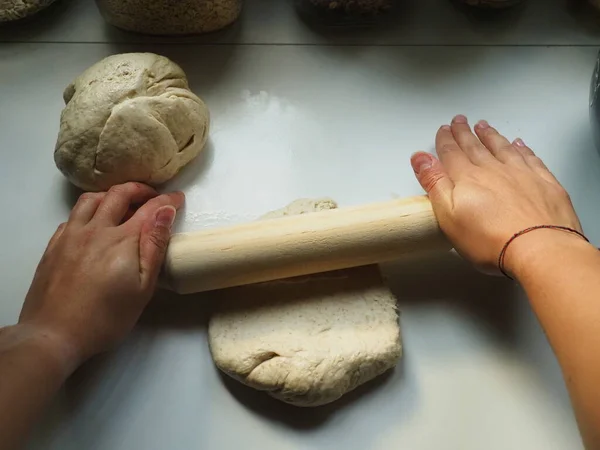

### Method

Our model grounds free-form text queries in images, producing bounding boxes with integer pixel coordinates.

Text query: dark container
[294,0,396,27]
[456,0,525,8]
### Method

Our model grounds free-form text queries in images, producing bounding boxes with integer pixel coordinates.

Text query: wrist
[503,229,596,281]
[2,324,83,378]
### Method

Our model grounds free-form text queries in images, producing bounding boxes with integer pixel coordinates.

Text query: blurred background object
[590,51,600,152]
[0,0,58,22]
[456,0,526,8]
[94,0,242,35]
[294,0,396,26]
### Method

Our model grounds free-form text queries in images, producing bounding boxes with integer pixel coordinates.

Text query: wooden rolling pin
[162,196,450,294]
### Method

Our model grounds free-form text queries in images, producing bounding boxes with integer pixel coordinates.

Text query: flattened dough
[208,199,402,407]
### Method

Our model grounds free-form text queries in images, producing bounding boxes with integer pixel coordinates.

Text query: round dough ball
[0,0,56,22]
[54,53,209,192]
[209,199,402,407]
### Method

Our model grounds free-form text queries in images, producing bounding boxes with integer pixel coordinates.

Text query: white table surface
[1,1,599,449]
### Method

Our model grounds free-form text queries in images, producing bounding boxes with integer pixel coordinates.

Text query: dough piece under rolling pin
[208,199,402,407]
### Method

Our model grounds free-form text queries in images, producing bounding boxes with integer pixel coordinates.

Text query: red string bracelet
[498,225,590,280]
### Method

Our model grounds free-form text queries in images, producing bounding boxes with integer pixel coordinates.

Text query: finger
[411,152,454,210]
[450,115,496,165]
[512,138,535,158]
[46,222,67,253]
[513,138,559,183]
[474,120,526,166]
[69,193,106,225]
[124,191,185,232]
[92,182,159,226]
[435,124,474,179]
[138,205,178,290]
[122,207,136,224]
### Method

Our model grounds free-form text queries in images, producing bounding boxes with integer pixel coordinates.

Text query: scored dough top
[54,53,209,191]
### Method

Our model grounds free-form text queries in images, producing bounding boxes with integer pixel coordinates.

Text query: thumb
[139,205,177,290]
[411,152,454,210]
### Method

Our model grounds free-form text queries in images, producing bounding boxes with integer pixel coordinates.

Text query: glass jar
[0,0,56,22]
[294,0,396,27]
[95,0,242,35]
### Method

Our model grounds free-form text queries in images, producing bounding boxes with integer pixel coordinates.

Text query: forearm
[509,231,600,449]
[0,325,77,450]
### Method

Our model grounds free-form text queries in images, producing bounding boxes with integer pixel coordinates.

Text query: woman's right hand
[411,115,584,276]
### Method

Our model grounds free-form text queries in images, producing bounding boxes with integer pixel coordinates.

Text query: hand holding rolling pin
[18,182,185,364]
[411,115,583,276]
[1,116,600,449]
[0,183,184,450]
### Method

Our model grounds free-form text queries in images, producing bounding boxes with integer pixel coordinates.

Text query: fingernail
[453,115,468,124]
[476,120,490,129]
[440,125,451,131]
[411,153,433,175]
[514,138,525,147]
[155,205,177,229]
